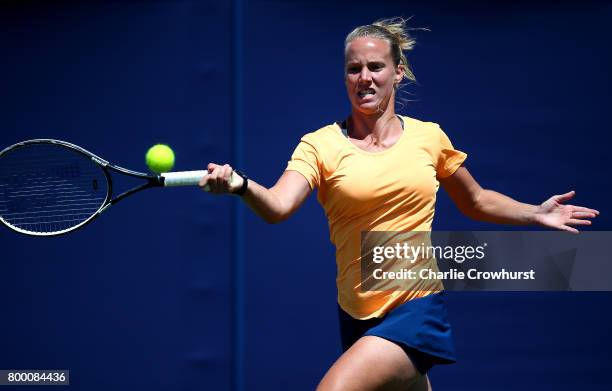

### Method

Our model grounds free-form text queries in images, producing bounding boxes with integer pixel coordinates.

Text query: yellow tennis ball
[145,144,175,173]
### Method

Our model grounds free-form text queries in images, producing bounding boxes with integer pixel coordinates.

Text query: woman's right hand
[199,162,244,194]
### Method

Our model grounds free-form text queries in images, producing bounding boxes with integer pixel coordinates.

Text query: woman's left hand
[533,191,599,233]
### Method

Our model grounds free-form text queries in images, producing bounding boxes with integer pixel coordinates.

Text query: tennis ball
[145,144,175,173]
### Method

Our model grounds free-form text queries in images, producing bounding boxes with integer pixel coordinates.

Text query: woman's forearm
[240,179,288,224]
[441,167,597,232]
[201,165,312,224]
[234,170,312,224]
[470,189,538,225]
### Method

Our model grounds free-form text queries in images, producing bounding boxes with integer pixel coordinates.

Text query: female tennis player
[200,17,599,391]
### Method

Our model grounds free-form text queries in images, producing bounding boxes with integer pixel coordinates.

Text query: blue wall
[1,1,611,390]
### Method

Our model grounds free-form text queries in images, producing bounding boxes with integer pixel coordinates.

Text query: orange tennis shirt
[286,116,467,319]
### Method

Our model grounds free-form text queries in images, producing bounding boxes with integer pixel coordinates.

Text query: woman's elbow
[261,210,289,224]
[263,215,282,224]
[462,189,486,220]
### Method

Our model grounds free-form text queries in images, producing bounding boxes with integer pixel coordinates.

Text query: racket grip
[161,170,207,186]
[161,170,239,189]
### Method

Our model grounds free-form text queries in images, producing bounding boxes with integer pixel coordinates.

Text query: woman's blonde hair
[345,17,424,86]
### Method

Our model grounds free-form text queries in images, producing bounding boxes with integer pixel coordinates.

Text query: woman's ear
[395,64,405,84]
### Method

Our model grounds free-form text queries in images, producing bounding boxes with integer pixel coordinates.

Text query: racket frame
[0,139,165,236]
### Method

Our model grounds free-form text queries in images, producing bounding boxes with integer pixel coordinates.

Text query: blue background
[1,1,611,390]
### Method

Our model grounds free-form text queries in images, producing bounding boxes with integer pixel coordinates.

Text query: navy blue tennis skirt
[338,292,456,374]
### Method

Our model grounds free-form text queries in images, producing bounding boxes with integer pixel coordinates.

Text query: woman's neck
[347,109,401,142]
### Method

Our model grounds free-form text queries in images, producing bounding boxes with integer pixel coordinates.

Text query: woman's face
[344,36,404,116]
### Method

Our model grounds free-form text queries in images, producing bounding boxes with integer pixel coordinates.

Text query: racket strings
[0,144,108,235]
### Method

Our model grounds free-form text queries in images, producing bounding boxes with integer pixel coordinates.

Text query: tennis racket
[0,139,236,236]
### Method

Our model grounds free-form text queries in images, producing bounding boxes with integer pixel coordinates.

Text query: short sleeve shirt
[286,116,467,319]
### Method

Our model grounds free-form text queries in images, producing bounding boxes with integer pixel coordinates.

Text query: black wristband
[232,169,248,196]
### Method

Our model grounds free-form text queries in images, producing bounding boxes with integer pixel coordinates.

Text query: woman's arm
[199,163,312,224]
[440,166,599,233]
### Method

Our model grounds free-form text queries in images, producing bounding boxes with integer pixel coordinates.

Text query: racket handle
[161,170,239,189]
[161,170,207,186]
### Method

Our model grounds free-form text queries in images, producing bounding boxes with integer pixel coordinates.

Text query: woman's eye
[347,67,360,74]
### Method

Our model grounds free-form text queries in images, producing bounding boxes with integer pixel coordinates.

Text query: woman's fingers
[199,163,234,194]
[555,190,575,203]
[222,164,233,189]
[567,219,592,226]
[199,163,216,190]
[207,162,219,172]
[570,206,600,216]
[571,210,598,218]
[561,225,580,234]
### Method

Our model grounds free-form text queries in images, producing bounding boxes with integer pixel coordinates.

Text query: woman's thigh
[316,335,431,391]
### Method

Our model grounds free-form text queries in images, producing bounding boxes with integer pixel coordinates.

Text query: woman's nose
[359,68,372,83]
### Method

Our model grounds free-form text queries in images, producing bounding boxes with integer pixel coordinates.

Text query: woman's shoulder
[400,115,452,145]
[400,116,464,154]
[305,122,342,138]
[297,122,344,146]
[400,115,442,132]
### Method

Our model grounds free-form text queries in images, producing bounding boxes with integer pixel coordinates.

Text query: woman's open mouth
[358,88,375,98]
